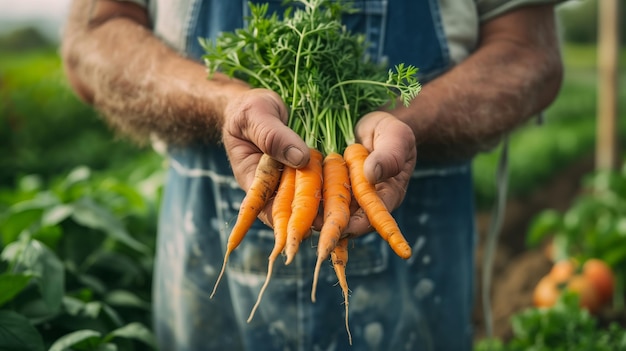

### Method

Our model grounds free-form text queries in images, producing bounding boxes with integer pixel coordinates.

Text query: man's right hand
[222,89,311,227]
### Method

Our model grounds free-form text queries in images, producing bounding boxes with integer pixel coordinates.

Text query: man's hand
[222,89,312,227]
[342,111,417,238]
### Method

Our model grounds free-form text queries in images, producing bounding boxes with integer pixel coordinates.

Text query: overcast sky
[0,0,72,42]
[0,0,71,18]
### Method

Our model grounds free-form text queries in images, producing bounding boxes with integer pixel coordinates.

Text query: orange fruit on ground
[566,274,602,313]
[549,258,577,284]
[582,258,615,304]
[533,275,561,308]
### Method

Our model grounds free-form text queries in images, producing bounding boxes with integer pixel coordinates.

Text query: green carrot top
[200,0,421,155]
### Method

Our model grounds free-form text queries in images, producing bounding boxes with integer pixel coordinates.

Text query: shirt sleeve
[477,0,566,22]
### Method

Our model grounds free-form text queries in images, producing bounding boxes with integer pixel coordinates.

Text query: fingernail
[284,146,304,167]
[374,163,382,182]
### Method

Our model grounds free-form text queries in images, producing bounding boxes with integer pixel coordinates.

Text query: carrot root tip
[210,253,230,299]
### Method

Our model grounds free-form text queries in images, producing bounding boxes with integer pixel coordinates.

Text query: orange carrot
[343,143,412,260]
[284,148,323,265]
[210,153,282,299]
[247,166,296,322]
[331,237,352,345]
[311,152,351,302]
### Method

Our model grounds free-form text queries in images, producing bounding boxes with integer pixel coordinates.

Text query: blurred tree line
[558,0,625,45]
[0,27,147,188]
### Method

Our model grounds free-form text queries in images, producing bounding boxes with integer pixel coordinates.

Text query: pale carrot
[284,148,323,265]
[343,143,412,260]
[331,237,352,345]
[210,153,282,299]
[247,166,296,322]
[311,152,351,302]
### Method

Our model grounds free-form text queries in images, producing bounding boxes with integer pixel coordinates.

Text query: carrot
[311,152,351,302]
[331,237,352,345]
[247,166,296,322]
[210,153,283,299]
[284,148,323,265]
[343,143,412,260]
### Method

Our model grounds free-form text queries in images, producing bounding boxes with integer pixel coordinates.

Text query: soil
[472,153,596,342]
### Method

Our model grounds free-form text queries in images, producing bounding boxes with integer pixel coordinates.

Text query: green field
[0,49,150,187]
[472,43,626,208]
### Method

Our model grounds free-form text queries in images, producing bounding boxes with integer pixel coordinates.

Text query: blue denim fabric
[155,144,475,351]
[154,1,476,350]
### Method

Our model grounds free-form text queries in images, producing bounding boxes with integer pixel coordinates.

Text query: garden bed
[473,153,596,341]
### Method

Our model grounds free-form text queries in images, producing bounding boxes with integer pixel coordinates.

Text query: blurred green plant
[472,42,626,209]
[0,45,147,186]
[474,292,626,351]
[0,154,164,351]
[527,160,626,311]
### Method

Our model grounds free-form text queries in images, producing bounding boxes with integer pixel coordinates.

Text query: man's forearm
[394,5,563,161]
[61,0,248,145]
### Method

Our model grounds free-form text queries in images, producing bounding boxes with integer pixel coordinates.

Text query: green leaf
[18,297,58,324]
[71,197,148,253]
[63,166,92,187]
[99,180,147,214]
[105,290,150,310]
[0,192,62,244]
[32,224,63,249]
[63,296,86,316]
[48,330,102,351]
[17,175,44,193]
[76,274,107,295]
[100,303,124,328]
[3,239,65,313]
[0,273,33,307]
[41,204,74,226]
[83,301,103,319]
[104,323,156,349]
[0,310,45,351]
[0,209,42,245]
[9,191,59,213]
[29,240,65,312]
[95,344,118,351]
[526,209,562,247]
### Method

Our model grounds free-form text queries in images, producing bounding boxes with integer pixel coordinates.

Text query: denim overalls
[153,1,476,350]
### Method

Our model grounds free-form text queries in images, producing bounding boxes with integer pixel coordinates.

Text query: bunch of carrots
[201,0,421,344]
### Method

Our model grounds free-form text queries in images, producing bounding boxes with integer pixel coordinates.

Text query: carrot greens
[200,0,421,155]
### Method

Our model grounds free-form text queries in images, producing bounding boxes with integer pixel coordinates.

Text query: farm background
[0,0,624,350]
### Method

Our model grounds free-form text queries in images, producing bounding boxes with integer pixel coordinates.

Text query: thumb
[226,89,310,168]
[355,112,416,183]
[363,146,405,184]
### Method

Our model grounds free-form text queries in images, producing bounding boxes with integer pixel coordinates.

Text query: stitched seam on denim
[183,0,203,56]
[169,157,240,188]
[429,0,451,68]
[411,165,469,178]
[377,0,388,61]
